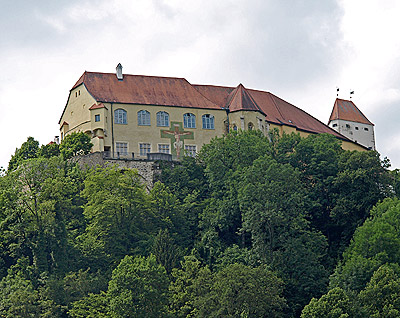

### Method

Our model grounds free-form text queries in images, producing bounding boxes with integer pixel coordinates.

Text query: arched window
[156,111,169,127]
[183,113,196,128]
[202,114,214,129]
[114,109,127,124]
[248,122,254,130]
[138,110,151,126]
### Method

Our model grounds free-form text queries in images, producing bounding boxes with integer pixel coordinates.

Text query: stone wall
[72,152,172,189]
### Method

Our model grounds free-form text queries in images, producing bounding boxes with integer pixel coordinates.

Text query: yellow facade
[60,86,229,159]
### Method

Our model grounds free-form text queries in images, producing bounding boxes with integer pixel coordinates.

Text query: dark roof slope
[73,72,221,109]
[329,98,374,125]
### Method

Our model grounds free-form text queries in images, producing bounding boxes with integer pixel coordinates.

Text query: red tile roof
[73,72,221,110]
[226,84,265,115]
[89,103,107,110]
[329,98,373,125]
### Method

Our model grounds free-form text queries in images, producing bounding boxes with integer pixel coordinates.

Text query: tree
[79,166,155,267]
[196,130,272,261]
[301,287,362,318]
[38,142,60,158]
[8,136,39,171]
[59,132,93,160]
[69,292,109,318]
[169,255,213,318]
[107,255,170,318]
[0,156,78,274]
[330,150,391,249]
[238,154,329,314]
[152,229,182,274]
[358,264,400,317]
[330,197,400,293]
[196,263,286,318]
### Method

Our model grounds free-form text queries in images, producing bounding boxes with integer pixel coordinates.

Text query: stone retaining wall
[72,152,172,189]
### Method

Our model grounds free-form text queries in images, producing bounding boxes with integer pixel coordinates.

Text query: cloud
[0,0,399,169]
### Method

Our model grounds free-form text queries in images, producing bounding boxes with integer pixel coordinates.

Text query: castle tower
[328,98,375,150]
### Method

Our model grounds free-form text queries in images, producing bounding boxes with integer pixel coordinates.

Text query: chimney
[116,63,123,80]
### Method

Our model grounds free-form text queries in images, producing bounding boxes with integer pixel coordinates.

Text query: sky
[1,0,400,169]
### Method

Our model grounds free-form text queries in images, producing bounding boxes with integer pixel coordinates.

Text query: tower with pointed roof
[328,98,375,150]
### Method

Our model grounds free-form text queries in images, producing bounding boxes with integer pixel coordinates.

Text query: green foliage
[59,132,93,159]
[301,287,361,318]
[8,136,40,171]
[239,154,329,314]
[159,156,208,201]
[196,130,272,261]
[107,254,170,318]
[331,198,400,292]
[0,132,396,317]
[196,263,286,318]
[152,229,182,274]
[39,142,60,158]
[69,292,109,318]
[358,264,400,317]
[170,256,286,318]
[0,156,79,274]
[169,255,212,317]
[79,166,153,265]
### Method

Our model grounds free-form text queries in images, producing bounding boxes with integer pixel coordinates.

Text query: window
[139,143,151,156]
[233,125,238,131]
[364,127,369,131]
[355,126,359,130]
[95,114,100,122]
[248,122,254,130]
[185,145,197,157]
[184,113,196,128]
[114,109,127,124]
[346,124,351,128]
[138,110,151,126]
[158,144,170,154]
[332,123,338,127]
[116,142,128,155]
[157,111,169,127]
[202,114,214,129]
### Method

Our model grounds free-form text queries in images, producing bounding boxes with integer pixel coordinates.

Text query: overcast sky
[1,0,399,169]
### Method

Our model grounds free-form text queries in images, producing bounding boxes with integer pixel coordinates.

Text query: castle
[59,64,374,160]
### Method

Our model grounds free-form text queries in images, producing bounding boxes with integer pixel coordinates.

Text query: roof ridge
[225,84,241,109]
[193,83,236,89]
[267,92,286,121]
[82,71,188,81]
